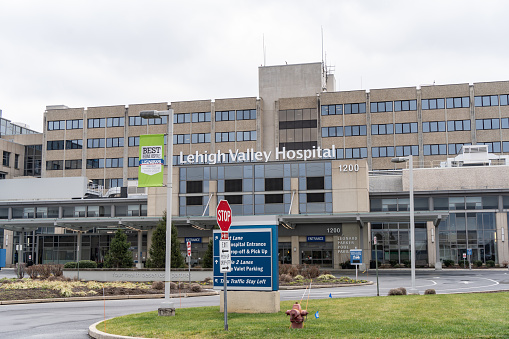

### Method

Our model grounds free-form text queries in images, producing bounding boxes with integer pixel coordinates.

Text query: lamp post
[140,109,175,314]
[391,155,416,294]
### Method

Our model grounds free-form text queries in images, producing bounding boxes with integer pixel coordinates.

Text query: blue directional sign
[213,225,278,291]
[350,249,362,265]
[467,248,472,256]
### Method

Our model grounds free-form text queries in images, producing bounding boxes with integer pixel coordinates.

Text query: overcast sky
[1,1,509,132]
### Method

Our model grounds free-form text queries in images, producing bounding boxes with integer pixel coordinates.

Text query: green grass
[96,292,509,338]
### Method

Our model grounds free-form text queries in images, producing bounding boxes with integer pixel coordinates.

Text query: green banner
[138,134,165,187]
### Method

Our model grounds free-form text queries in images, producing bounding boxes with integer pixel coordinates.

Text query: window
[86,159,104,169]
[265,194,283,204]
[186,181,203,193]
[106,137,124,148]
[215,111,235,121]
[225,195,242,205]
[14,154,19,169]
[265,178,283,191]
[321,104,343,115]
[2,151,10,167]
[186,196,203,205]
[394,100,417,111]
[107,178,123,189]
[46,160,63,170]
[372,146,395,158]
[215,132,235,143]
[448,143,470,155]
[128,116,147,126]
[422,98,445,110]
[47,140,65,150]
[478,142,501,153]
[191,133,211,144]
[370,101,393,113]
[65,159,82,169]
[87,118,106,128]
[344,102,366,114]
[47,120,65,130]
[322,126,344,138]
[173,134,191,144]
[447,120,471,132]
[105,158,123,168]
[191,112,212,122]
[422,121,446,132]
[307,193,325,203]
[500,94,509,106]
[87,138,105,148]
[475,95,499,107]
[339,148,368,159]
[236,131,257,141]
[371,124,394,135]
[128,157,139,167]
[307,177,324,190]
[147,116,168,125]
[424,144,447,155]
[225,179,242,192]
[66,139,83,149]
[446,96,469,108]
[395,145,418,157]
[476,118,500,130]
[236,109,257,120]
[174,113,191,124]
[66,119,83,130]
[344,125,367,136]
[106,117,125,127]
[395,122,418,134]
[128,136,140,147]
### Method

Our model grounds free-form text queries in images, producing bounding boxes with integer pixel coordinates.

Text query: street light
[391,155,417,294]
[140,109,175,315]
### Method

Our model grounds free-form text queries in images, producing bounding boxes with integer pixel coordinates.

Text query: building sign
[338,236,358,254]
[213,226,278,291]
[185,237,202,243]
[350,249,362,265]
[138,134,164,187]
[307,236,325,242]
[179,145,336,165]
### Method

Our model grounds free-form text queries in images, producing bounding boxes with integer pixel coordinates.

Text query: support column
[496,212,509,265]
[137,230,143,268]
[76,231,82,262]
[435,224,442,270]
[291,236,299,265]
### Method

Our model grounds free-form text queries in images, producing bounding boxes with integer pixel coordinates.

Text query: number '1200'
[340,164,359,172]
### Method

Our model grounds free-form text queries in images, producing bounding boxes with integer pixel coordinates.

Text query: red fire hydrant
[286,302,308,329]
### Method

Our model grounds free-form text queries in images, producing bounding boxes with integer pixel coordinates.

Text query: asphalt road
[0,268,508,339]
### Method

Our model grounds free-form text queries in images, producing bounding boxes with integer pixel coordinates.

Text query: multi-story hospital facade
[1,62,508,269]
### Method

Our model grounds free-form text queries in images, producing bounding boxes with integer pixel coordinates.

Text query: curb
[89,320,148,339]
[0,290,219,305]
[279,281,374,290]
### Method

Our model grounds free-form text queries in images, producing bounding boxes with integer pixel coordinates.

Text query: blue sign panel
[467,248,472,256]
[0,249,6,268]
[213,226,278,291]
[185,237,202,243]
[307,236,325,242]
[350,249,362,265]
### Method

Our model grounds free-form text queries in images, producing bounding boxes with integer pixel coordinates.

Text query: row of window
[215,109,257,122]
[174,112,212,124]
[0,204,146,219]
[371,195,503,212]
[475,94,509,107]
[2,151,20,169]
[47,117,128,130]
[321,103,367,116]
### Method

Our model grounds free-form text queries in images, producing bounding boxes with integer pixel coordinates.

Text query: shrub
[388,288,403,296]
[389,260,398,267]
[64,262,77,269]
[51,264,64,276]
[340,261,351,269]
[317,274,336,281]
[474,260,483,268]
[189,284,202,292]
[424,289,436,295]
[203,277,212,284]
[279,264,299,277]
[78,260,98,268]
[458,260,467,268]
[279,274,293,283]
[402,260,410,267]
[294,275,305,281]
[39,265,52,279]
[170,282,177,290]
[502,260,509,268]
[25,265,38,279]
[486,260,495,268]
[398,287,407,295]
[152,281,164,290]
[443,260,455,267]
[301,265,321,279]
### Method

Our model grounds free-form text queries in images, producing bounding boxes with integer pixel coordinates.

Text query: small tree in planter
[202,239,213,268]
[104,229,134,268]
[145,213,185,269]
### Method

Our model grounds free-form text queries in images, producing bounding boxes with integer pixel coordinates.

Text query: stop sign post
[216,199,232,331]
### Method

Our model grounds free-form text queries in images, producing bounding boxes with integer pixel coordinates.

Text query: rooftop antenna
[263,34,266,66]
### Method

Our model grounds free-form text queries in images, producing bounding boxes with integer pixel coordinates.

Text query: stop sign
[216,199,232,231]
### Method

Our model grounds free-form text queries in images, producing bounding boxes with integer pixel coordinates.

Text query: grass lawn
[96,292,509,338]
